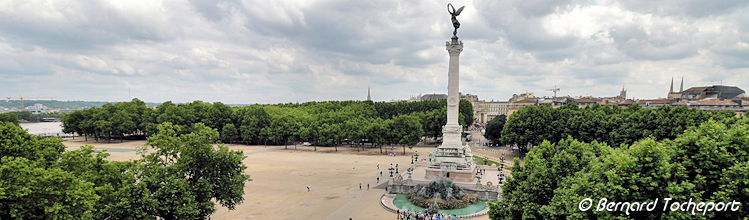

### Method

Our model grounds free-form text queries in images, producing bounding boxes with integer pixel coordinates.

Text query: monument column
[423,3,474,182]
[441,37,463,148]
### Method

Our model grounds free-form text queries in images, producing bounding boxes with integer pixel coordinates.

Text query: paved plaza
[63,139,502,220]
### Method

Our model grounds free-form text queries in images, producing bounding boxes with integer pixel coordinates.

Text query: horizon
[4,80,749,105]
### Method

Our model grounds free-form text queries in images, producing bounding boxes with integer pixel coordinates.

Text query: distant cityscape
[4,79,746,123]
[394,78,746,123]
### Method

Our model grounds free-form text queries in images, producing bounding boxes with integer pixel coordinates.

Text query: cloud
[616,0,749,18]
[0,0,747,104]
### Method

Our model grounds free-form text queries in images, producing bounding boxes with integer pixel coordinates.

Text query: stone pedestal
[425,168,475,182]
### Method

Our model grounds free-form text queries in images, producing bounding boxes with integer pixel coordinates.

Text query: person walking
[359,183,362,190]
[367,183,370,190]
[306,185,310,192]
[377,176,380,183]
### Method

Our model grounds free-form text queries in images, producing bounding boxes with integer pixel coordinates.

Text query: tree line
[0,112,18,125]
[62,98,474,152]
[489,117,748,219]
[0,121,251,219]
[495,103,735,153]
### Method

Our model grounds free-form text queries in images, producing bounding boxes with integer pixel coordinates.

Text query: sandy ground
[62,139,492,220]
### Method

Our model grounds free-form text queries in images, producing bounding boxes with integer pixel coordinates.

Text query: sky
[1,0,748,104]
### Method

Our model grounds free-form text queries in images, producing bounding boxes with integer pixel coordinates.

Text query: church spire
[669,77,674,93]
[679,77,684,92]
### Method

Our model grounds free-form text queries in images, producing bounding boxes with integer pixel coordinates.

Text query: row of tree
[0,121,251,219]
[496,103,735,153]
[489,117,748,219]
[62,98,474,152]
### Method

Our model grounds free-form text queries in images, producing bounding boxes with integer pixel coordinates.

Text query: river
[20,122,65,136]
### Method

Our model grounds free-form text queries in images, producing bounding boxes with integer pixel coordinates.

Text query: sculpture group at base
[408,177,479,210]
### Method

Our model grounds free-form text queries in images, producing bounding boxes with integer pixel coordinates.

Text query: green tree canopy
[490,118,749,220]
[500,104,733,153]
[0,121,252,219]
[484,114,506,143]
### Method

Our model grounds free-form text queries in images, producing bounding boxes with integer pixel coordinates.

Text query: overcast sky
[1,0,748,104]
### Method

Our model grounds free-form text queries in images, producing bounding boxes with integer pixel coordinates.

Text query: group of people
[396,210,459,220]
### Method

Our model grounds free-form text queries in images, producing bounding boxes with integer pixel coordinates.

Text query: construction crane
[5,96,56,110]
[546,85,560,98]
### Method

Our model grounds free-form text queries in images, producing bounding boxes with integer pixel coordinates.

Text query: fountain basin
[392,194,487,216]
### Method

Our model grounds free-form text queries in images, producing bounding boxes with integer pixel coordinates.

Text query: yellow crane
[5,96,56,110]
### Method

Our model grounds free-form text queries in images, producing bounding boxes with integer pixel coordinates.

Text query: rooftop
[673,99,740,106]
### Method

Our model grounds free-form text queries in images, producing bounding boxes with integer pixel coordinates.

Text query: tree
[139,122,251,219]
[488,137,606,219]
[490,119,749,220]
[484,114,505,144]
[459,99,473,127]
[267,116,295,148]
[56,146,155,219]
[366,118,389,154]
[206,102,234,134]
[711,161,749,219]
[0,112,19,125]
[319,123,342,151]
[542,138,676,219]
[62,110,84,137]
[390,114,424,154]
[61,99,453,148]
[0,157,98,219]
[79,109,95,141]
[234,106,269,144]
[343,118,365,151]
[499,104,733,155]
[669,119,749,199]
[221,123,239,144]
[112,109,136,141]
[0,122,65,164]
[155,101,186,127]
[500,105,556,154]
[418,108,446,139]
[0,122,97,219]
